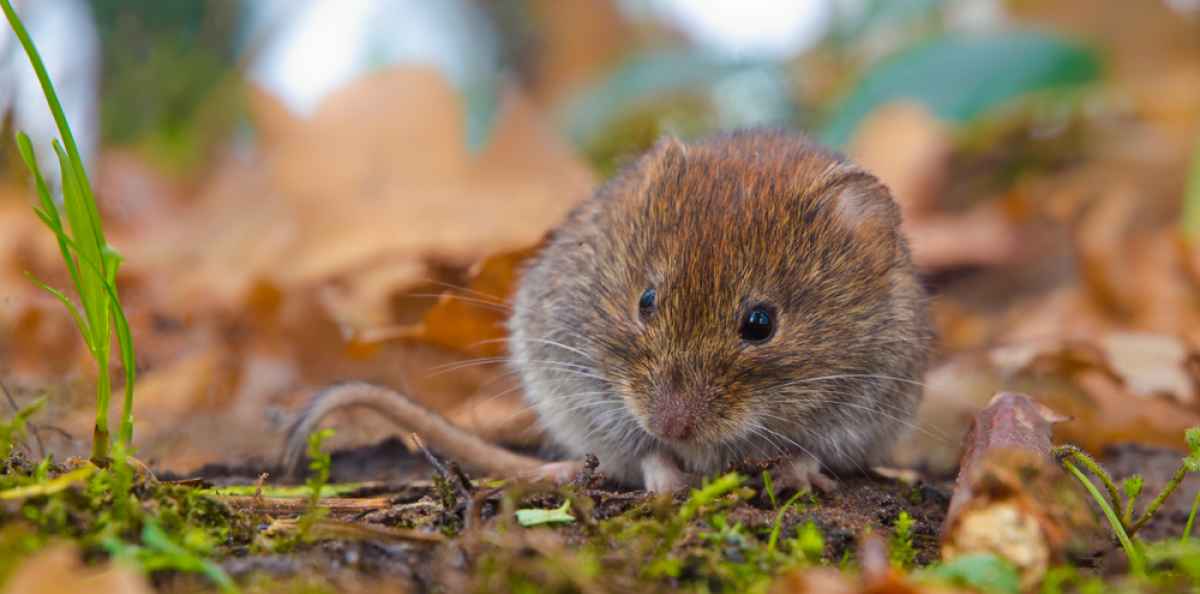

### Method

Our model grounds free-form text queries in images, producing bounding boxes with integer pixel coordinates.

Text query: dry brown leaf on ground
[988,333,1200,452]
[353,242,544,359]
[0,543,152,594]
[253,67,593,323]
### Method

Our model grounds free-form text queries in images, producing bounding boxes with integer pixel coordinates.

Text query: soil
[145,439,1199,591]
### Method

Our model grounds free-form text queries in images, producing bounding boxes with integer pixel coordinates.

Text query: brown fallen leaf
[0,542,152,594]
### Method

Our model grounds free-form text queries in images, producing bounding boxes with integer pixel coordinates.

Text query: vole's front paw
[772,456,838,496]
[524,461,586,484]
[641,451,692,493]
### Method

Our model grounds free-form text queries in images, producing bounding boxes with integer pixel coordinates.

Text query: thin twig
[1,381,43,459]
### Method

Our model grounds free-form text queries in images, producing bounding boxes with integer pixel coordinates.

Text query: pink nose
[650,395,698,441]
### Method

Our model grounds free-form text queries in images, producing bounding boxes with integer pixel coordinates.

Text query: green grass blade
[1063,460,1145,574]
[16,132,83,292]
[25,272,91,351]
[51,141,106,338]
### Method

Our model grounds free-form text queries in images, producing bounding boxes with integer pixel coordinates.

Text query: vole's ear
[826,166,902,242]
[643,135,688,177]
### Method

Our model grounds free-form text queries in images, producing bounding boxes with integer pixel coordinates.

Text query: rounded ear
[827,167,902,242]
[642,135,688,177]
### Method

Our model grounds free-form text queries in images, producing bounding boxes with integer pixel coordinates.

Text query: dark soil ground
[144,437,1200,592]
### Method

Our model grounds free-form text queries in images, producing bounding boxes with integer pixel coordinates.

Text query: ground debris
[941,392,1097,589]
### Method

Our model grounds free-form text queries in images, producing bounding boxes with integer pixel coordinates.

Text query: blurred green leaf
[1182,139,1200,241]
[820,30,1101,146]
[561,48,794,174]
[516,500,575,527]
[920,553,1020,594]
[562,49,735,147]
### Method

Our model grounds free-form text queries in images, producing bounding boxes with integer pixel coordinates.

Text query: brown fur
[510,129,931,486]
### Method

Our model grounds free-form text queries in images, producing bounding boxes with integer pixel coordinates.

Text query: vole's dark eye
[638,288,656,320]
[740,305,775,343]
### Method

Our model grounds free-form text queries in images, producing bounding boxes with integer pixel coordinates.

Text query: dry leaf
[1,543,152,594]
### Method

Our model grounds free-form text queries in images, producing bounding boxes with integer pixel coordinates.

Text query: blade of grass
[2,0,138,461]
[767,490,808,554]
[1062,459,1145,574]
[15,132,83,294]
[1183,490,1200,543]
[24,273,90,346]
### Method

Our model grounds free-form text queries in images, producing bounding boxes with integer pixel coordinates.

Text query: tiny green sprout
[767,489,809,554]
[889,510,917,569]
[792,521,824,564]
[516,500,575,527]
[1122,474,1143,526]
[762,470,778,509]
[297,429,335,541]
[1185,427,1200,471]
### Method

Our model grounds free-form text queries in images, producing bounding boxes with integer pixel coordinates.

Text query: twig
[219,495,394,515]
[1,381,43,459]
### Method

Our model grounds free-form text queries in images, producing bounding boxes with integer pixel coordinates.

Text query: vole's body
[285,130,930,492]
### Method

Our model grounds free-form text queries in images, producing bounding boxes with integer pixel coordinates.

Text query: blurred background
[0,0,1197,478]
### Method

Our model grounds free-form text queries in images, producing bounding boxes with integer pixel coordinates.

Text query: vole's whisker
[426,356,511,375]
[776,373,927,389]
[404,293,512,314]
[422,279,512,307]
[801,396,950,444]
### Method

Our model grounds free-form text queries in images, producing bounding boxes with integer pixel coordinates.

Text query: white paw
[774,456,838,495]
[641,451,690,493]
[524,461,584,484]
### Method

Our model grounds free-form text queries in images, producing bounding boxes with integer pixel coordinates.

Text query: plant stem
[1183,490,1200,543]
[1131,464,1189,535]
[1056,446,1124,519]
[1062,459,1145,575]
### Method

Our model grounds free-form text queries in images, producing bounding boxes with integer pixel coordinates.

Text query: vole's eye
[740,305,775,343]
[638,288,656,320]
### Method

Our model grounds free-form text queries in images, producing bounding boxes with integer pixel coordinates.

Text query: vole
[283,129,931,493]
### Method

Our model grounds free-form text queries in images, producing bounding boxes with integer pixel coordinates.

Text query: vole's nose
[650,393,699,441]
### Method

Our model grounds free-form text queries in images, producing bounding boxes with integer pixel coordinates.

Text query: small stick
[219,495,394,515]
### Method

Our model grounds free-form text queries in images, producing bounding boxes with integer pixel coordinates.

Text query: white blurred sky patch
[244,0,498,118]
[623,0,834,59]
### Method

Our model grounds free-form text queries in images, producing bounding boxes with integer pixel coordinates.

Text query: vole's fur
[284,129,930,492]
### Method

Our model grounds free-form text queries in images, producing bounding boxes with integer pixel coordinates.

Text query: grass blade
[25,272,90,349]
[16,133,84,292]
[1063,459,1145,574]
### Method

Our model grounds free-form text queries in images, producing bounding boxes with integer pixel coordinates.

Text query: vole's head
[579,131,925,451]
